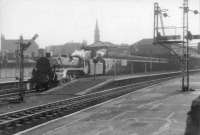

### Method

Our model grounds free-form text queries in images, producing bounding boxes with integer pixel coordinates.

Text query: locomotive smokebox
[46,52,51,58]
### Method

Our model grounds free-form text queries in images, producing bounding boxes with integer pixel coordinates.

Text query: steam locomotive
[30,42,200,90]
[30,56,58,90]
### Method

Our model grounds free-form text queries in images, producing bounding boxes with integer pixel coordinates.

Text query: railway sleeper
[15,122,24,127]
[0,116,13,121]
[31,116,41,122]
[0,122,15,130]
[0,77,170,134]
[24,111,34,115]
[23,119,32,124]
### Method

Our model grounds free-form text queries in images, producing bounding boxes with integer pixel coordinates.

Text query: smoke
[96,49,107,57]
[72,49,91,59]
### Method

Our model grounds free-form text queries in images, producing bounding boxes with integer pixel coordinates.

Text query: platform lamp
[18,34,38,102]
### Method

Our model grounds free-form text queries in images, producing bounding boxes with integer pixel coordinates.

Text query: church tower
[94,20,100,43]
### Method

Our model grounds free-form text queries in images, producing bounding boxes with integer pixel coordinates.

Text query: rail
[0,71,188,135]
[0,69,200,101]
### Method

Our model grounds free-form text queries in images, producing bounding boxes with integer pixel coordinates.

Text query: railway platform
[0,71,164,114]
[16,72,200,135]
[0,71,163,113]
[0,76,109,114]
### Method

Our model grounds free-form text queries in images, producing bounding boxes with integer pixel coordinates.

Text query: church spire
[94,20,100,43]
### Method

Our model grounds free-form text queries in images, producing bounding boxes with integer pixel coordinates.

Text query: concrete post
[131,62,134,74]
[150,62,153,72]
[144,63,147,73]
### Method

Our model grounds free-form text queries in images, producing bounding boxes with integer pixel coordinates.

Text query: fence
[0,67,33,82]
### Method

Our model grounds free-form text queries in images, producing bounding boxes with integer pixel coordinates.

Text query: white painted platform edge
[42,79,78,94]
[76,79,113,95]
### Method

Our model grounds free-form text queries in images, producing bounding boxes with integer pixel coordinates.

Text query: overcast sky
[0,0,200,48]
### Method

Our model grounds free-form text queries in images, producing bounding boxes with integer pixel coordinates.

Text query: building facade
[1,35,39,58]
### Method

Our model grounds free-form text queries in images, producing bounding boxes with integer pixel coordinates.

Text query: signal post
[17,34,38,102]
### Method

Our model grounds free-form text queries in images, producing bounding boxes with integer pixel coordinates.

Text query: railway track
[0,81,34,100]
[0,82,26,101]
[0,81,28,90]
[0,69,197,100]
[0,81,55,100]
[0,88,37,100]
[0,73,178,135]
